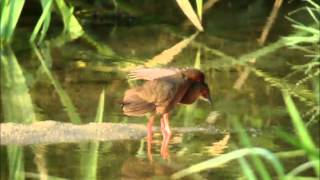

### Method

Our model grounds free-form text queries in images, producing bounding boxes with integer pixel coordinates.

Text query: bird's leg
[162,113,172,137]
[160,117,166,138]
[160,134,170,159]
[147,115,155,161]
[160,113,171,159]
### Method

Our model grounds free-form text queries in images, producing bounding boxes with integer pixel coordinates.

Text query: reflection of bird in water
[121,157,172,180]
[121,68,212,159]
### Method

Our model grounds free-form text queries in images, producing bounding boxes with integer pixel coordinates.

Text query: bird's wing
[128,68,181,80]
[140,73,190,114]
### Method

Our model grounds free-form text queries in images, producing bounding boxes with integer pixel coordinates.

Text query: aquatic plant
[171,1,320,179]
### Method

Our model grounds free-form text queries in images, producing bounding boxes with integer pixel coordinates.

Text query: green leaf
[171,148,284,179]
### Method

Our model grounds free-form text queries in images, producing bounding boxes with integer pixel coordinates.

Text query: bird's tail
[121,89,155,117]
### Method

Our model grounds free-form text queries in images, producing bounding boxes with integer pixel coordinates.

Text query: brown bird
[121,68,211,158]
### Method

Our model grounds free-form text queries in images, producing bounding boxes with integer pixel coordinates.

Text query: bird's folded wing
[128,68,181,80]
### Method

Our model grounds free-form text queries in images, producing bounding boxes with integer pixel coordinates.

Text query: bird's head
[182,69,205,82]
[199,82,212,106]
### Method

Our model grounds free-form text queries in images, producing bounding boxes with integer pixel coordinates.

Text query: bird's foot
[160,133,171,159]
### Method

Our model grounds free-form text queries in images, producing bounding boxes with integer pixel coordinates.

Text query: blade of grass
[0,0,25,44]
[171,147,285,179]
[276,128,319,158]
[282,91,319,175]
[253,69,315,106]
[285,177,319,180]
[0,0,10,42]
[282,91,317,151]
[238,157,257,180]
[7,145,25,180]
[31,43,81,124]
[194,47,201,69]
[81,33,116,56]
[81,90,105,180]
[287,160,320,177]
[55,0,84,40]
[230,116,272,180]
[1,47,37,180]
[38,0,52,43]
[95,89,105,123]
[196,0,203,21]
[29,0,53,43]
[305,0,320,9]
[176,0,203,31]
[145,32,198,67]
[292,24,319,35]
[1,47,37,123]
[305,7,318,24]
[276,150,306,159]
[25,172,69,180]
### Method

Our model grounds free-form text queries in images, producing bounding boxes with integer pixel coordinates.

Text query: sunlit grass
[176,0,203,31]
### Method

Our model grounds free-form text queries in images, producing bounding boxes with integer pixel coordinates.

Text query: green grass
[0,1,319,180]
[282,91,319,176]
[31,44,82,124]
[80,90,105,180]
[171,1,320,179]
[29,0,53,43]
[171,147,285,179]
[0,0,83,45]
[1,46,37,180]
[0,0,25,44]
[171,92,319,179]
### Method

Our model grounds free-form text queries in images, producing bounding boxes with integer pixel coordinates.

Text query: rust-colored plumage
[121,68,211,159]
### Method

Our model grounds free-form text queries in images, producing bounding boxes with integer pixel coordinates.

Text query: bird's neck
[179,83,201,104]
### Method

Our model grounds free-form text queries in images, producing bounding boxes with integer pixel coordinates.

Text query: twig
[203,0,220,13]
[258,0,284,45]
[233,0,284,90]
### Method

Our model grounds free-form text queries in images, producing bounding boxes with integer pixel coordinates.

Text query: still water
[1,1,318,179]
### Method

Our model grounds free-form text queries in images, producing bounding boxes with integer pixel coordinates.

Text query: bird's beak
[201,96,213,106]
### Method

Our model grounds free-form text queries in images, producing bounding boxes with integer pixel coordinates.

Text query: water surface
[1,1,317,179]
